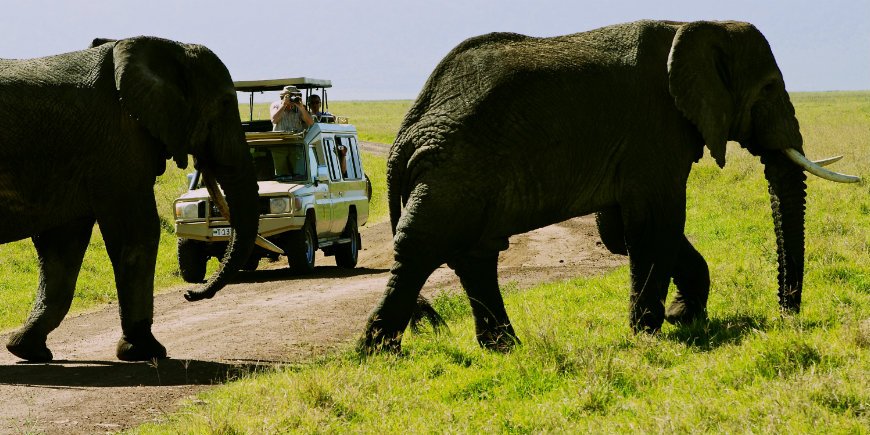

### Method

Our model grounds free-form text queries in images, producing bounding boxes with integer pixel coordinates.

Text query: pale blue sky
[2,0,868,100]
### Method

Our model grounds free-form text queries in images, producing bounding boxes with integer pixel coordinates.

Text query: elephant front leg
[96,195,166,361]
[665,236,710,325]
[450,250,518,351]
[6,218,94,362]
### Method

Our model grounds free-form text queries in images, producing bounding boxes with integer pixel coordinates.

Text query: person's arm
[294,102,314,126]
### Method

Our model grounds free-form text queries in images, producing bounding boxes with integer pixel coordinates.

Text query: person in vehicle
[270,85,314,132]
[307,93,334,122]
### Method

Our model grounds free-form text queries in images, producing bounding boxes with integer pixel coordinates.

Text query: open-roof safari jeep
[173,78,371,282]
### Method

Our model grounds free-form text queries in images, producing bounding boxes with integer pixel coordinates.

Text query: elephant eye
[760,80,779,96]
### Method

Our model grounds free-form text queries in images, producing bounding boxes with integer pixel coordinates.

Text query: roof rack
[233,77,332,92]
[235,77,333,122]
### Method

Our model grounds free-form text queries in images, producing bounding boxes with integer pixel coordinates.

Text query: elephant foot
[476,326,519,353]
[630,308,664,334]
[665,293,708,325]
[116,331,167,362]
[358,327,403,355]
[6,330,53,362]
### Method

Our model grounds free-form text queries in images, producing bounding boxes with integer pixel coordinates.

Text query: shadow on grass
[663,314,769,350]
[0,358,272,388]
[229,266,390,284]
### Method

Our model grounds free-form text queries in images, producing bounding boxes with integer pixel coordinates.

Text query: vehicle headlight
[269,197,290,214]
[175,201,201,219]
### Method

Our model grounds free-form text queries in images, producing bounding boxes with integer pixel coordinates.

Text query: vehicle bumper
[175,216,308,242]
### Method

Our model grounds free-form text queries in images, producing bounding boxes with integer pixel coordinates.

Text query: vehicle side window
[336,136,363,180]
[335,136,350,179]
[322,138,342,180]
[310,139,325,166]
[347,137,363,180]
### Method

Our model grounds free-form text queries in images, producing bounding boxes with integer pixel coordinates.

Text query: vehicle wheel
[178,238,207,283]
[286,218,316,274]
[335,214,359,268]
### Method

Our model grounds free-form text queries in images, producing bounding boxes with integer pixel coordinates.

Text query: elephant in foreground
[361,20,859,352]
[0,37,259,361]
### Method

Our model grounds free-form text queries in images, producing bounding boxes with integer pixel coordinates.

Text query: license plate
[211,227,232,237]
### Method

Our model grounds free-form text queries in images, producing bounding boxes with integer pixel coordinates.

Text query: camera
[285,94,302,104]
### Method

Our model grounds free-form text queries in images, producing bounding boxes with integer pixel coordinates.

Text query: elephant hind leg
[623,212,683,333]
[361,181,486,353]
[361,257,441,353]
[665,236,710,325]
[6,217,94,362]
[449,248,517,351]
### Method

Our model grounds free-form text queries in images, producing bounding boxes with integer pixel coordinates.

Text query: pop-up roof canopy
[235,77,333,121]
[233,77,332,92]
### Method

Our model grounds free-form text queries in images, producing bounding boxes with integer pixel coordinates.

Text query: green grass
[0,94,866,432]
[129,92,870,433]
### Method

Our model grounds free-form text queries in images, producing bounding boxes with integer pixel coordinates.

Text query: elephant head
[111,37,259,301]
[667,21,859,312]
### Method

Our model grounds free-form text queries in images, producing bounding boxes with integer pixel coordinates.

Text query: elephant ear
[113,37,191,169]
[667,21,734,168]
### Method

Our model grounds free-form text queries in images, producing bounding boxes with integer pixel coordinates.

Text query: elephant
[0,36,260,362]
[360,20,859,352]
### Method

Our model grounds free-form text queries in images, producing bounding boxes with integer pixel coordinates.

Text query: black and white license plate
[211,227,232,237]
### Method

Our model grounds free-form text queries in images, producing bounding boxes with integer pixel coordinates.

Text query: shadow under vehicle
[173,78,371,282]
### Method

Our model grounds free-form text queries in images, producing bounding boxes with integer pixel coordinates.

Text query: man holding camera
[270,85,314,132]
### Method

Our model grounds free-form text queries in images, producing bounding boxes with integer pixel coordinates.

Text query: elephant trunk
[761,151,807,312]
[184,155,259,302]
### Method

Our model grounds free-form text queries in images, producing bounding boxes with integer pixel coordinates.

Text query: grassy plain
[130,92,870,433]
[0,93,866,433]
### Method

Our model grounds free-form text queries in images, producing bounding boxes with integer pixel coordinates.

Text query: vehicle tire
[178,238,207,283]
[286,218,316,274]
[335,214,359,268]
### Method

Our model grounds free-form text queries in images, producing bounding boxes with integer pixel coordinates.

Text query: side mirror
[186,172,199,190]
[315,166,330,185]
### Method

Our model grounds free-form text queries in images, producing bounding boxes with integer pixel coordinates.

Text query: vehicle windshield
[251,143,309,182]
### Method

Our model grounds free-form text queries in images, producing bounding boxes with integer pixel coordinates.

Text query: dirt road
[0,214,624,434]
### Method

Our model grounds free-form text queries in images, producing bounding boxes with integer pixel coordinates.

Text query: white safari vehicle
[173,78,370,282]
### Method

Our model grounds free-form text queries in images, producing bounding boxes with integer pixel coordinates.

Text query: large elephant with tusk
[0,36,259,361]
[361,20,860,353]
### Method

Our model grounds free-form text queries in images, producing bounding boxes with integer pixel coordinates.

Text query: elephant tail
[387,136,413,236]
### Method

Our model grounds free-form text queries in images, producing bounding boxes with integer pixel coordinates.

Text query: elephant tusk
[782,149,860,183]
[202,171,232,220]
[812,155,843,167]
[256,236,284,254]
[203,171,285,255]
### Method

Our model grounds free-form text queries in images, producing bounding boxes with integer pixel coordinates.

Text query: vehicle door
[309,136,333,237]
[335,135,369,226]
[320,135,348,236]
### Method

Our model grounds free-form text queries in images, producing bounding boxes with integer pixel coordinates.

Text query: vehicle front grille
[207,198,275,218]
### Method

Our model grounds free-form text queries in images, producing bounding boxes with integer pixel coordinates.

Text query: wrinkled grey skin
[0,37,259,361]
[362,20,809,352]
